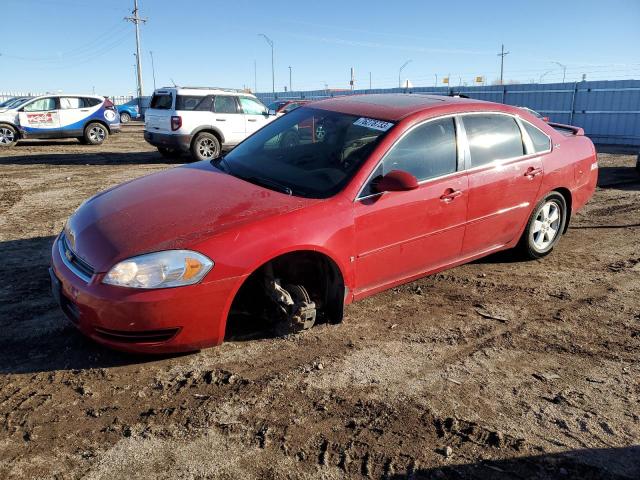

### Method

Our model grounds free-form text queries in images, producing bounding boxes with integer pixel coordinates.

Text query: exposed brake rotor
[266,279,317,334]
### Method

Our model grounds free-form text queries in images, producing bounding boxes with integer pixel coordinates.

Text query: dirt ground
[0,126,638,479]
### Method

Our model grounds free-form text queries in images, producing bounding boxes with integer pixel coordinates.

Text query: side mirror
[374,170,419,193]
[267,109,277,116]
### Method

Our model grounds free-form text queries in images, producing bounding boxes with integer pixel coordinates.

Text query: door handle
[215,118,226,122]
[440,189,463,202]
[524,166,543,178]
[80,109,89,112]
[247,118,257,122]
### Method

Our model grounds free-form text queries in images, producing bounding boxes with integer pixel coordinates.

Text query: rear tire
[0,124,18,147]
[519,192,567,259]
[190,132,220,161]
[120,112,131,124]
[83,122,108,145]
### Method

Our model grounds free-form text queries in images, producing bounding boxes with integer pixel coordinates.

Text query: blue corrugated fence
[255,80,640,146]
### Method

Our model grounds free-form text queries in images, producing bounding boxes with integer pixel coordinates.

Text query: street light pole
[539,70,552,83]
[258,34,275,98]
[399,59,412,89]
[552,61,567,83]
[149,50,156,90]
[289,65,292,92]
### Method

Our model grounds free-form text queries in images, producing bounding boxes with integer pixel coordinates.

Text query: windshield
[1,97,30,109]
[218,107,395,198]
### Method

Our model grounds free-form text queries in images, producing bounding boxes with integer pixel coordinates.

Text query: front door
[353,116,468,298]
[19,97,61,138]
[460,113,544,256]
[213,95,245,145]
[239,97,271,137]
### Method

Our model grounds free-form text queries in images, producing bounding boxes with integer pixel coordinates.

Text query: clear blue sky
[1,0,639,96]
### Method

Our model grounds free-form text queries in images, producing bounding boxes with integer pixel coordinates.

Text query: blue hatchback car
[116,97,149,123]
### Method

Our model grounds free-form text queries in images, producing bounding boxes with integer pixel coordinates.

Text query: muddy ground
[0,126,638,479]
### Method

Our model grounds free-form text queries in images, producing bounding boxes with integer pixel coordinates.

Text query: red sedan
[50,94,597,353]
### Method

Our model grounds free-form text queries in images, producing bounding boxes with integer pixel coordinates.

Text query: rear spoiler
[548,122,584,136]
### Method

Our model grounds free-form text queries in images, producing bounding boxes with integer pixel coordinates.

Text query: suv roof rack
[159,86,249,94]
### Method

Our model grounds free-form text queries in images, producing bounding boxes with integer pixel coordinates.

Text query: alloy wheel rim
[0,127,14,144]
[532,200,561,250]
[198,139,216,158]
[90,127,105,142]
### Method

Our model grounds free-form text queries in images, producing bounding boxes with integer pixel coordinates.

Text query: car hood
[65,163,317,272]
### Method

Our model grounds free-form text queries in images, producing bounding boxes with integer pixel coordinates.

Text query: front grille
[93,327,180,344]
[59,233,95,281]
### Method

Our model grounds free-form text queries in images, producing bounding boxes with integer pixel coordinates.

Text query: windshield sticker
[353,117,394,131]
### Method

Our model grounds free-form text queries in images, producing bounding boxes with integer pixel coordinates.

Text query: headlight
[103,250,213,289]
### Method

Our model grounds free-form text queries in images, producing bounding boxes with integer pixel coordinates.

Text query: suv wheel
[120,112,131,123]
[83,123,108,145]
[191,132,220,161]
[0,124,17,147]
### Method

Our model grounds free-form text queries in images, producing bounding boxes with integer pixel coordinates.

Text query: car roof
[310,93,498,121]
[31,94,103,99]
[154,87,255,97]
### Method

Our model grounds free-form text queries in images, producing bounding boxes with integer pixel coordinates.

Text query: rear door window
[462,114,525,167]
[150,93,173,109]
[522,121,551,153]
[60,97,85,109]
[214,96,239,114]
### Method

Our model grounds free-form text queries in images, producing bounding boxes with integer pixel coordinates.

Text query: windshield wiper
[244,176,293,195]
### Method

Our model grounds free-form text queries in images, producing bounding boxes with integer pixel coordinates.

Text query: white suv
[144,87,276,161]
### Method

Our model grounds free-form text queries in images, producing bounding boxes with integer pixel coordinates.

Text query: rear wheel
[191,132,220,161]
[120,112,131,123]
[0,124,17,147]
[83,122,108,145]
[519,192,567,259]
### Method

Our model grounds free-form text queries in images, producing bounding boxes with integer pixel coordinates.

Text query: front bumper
[50,235,241,354]
[144,130,191,152]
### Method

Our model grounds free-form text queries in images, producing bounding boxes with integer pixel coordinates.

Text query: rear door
[145,90,174,133]
[239,97,271,137]
[460,113,543,256]
[57,97,98,136]
[353,116,468,298]
[19,97,61,138]
[212,95,245,145]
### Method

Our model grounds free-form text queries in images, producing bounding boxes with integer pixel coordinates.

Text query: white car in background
[144,87,276,161]
[0,94,120,147]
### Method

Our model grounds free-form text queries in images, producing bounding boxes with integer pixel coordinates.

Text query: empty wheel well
[553,187,572,233]
[225,251,345,339]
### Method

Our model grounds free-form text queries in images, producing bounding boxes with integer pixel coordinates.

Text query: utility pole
[125,0,146,100]
[369,72,372,90]
[258,34,275,98]
[288,65,292,92]
[399,60,412,89]
[149,50,157,90]
[497,44,509,85]
[434,74,438,87]
[254,60,257,93]
[350,67,355,91]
